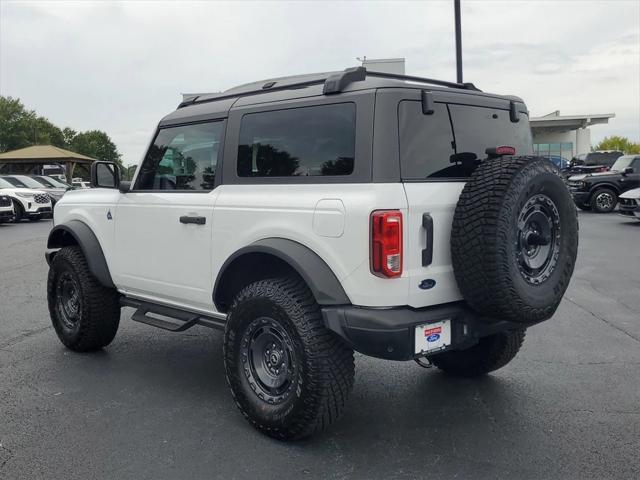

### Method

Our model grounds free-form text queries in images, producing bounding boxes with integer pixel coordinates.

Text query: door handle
[179,215,206,225]
[422,213,433,266]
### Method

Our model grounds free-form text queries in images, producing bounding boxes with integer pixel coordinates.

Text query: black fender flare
[214,238,350,309]
[589,183,620,196]
[46,220,115,288]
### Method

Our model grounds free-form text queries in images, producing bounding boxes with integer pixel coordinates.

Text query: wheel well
[590,185,619,197]
[48,228,79,248]
[214,253,302,313]
[11,198,24,211]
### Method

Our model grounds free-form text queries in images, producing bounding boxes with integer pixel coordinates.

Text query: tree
[67,130,123,169]
[0,96,123,172]
[0,96,65,152]
[593,136,640,155]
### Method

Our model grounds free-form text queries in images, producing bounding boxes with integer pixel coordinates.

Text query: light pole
[454,0,463,83]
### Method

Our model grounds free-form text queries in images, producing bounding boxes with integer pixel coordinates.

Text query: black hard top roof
[178,67,524,109]
[161,68,526,127]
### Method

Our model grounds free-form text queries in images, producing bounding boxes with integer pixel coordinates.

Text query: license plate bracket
[414,319,452,355]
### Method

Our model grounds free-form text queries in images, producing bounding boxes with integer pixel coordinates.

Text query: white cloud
[1,0,638,164]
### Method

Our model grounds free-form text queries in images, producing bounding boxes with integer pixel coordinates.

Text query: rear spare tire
[451,156,578,324]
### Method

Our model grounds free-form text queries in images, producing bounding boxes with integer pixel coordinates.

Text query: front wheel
[223,277,355,440]
[428,329,526,377]
[590,188,617,213]
[47,246,121,351]
[11,199,23,222]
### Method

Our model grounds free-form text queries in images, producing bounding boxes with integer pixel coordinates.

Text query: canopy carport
[0,145,96,183]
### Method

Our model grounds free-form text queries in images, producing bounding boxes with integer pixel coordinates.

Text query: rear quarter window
[237,103,356,177]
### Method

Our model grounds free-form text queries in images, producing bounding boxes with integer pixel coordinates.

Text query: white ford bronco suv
[46,67,578,440]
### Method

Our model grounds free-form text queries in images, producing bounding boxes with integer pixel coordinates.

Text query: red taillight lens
[370,210,403,278]
[495,146,516,155]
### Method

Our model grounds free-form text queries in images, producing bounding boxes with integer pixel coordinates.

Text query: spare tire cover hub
[516,194,561,285]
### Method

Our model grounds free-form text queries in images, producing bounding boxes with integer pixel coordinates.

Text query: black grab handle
[422,213,433,266]
[179,215,206,225]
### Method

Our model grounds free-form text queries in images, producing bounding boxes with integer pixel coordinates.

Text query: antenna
[454,0,463,83]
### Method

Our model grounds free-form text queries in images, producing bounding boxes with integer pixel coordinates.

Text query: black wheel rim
[240,316,298,405]
[56,271,82,329]
[516,194,561,284]
[595,192,614,211]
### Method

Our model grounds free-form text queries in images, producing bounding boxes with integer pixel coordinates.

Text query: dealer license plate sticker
[414,320,452,354]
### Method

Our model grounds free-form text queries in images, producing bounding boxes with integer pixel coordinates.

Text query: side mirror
[623,167,634,175]
[91,161,120,189]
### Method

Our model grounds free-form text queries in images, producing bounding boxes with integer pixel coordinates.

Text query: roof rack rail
[323,67,367,94]
[365,71,481,91]
[177,67,480,108]
[178,77,327,108]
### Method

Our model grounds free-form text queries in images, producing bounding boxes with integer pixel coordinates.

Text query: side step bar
[120,298,226,332]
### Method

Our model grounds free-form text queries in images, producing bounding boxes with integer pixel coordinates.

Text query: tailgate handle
[422,213,433,266]
[179,215,206,225]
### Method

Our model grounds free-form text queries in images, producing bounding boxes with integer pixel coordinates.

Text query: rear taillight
[495,145,516,155]
[370,210,403,278]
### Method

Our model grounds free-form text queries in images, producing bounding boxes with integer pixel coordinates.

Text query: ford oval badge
[427,333,440,342]
[419,279,436,290]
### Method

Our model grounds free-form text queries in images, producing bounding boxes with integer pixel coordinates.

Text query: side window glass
[237,103,356,177]
[136,121,223,191]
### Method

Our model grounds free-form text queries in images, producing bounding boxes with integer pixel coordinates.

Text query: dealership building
[529,111,615,160]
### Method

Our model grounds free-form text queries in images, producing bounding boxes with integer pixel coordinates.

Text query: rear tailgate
[398,93,533,309]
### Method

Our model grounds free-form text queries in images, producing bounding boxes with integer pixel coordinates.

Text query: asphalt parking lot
[1,213,639,480]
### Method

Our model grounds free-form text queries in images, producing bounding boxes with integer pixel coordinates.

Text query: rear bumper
[322,302,535,361]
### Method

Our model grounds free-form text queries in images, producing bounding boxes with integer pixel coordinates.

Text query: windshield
[584,152,622,166]
[1,176,28,188]
[0,178,17,189]
[31,176,56,187]
[611,156,634,171]
[13,176,46,189]
[39,176,69,188]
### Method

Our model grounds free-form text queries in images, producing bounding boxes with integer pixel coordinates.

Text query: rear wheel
[223,277,355,440]
[47,246,120,351]
[429,329,526,377]
[590,188,617,213]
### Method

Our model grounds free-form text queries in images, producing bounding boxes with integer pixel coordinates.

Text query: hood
[568,174,587,181]
[620,188,640,200]
[583,171,622,180]
[0,187,49,196]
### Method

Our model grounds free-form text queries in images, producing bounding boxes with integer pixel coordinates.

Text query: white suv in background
[45,68,579,440]
[0,177,53,222]
[0,193,15,223]
[1,175,67,205]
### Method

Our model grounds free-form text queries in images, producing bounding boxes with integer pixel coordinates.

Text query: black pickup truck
[562,151,623,179]
[567,155,640,212]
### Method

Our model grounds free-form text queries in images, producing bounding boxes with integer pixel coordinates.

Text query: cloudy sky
[1,0,638,166]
